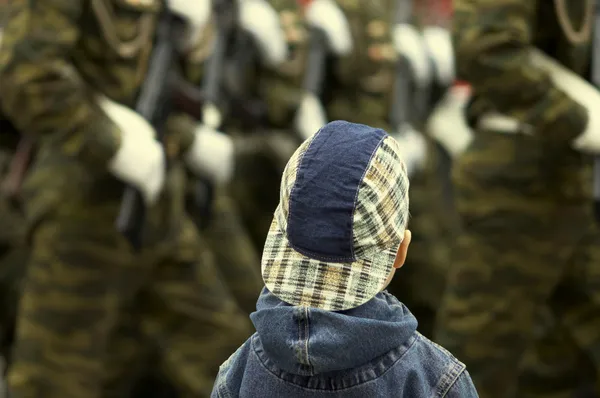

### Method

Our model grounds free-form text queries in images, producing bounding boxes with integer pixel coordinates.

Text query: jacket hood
[250,288,418,375]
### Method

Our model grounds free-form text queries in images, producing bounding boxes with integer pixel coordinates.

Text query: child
[211,121,479,397]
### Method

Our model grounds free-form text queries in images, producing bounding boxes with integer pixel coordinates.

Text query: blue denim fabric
[211,288,479,397]
[287,120,387,261]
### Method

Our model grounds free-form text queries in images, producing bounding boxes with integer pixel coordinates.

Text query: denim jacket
[212,288,478,397]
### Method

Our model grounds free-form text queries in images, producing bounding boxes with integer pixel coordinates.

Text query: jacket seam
[420,332,467,398]
[251,333,419,392]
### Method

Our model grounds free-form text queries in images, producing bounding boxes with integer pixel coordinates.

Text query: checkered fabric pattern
[261,126,410,311]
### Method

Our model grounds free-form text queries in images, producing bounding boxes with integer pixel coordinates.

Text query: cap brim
[261,216,397,311]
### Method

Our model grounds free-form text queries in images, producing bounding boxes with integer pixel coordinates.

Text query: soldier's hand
[239,0,289,66]
[295,93,327,141]
[394,24,431,86]
[185,124,235,184]
[529,49,600,154]
[98,96,166,206]
[573,111,600,154]
[305,0,352,56]
[427,84,473,158]
[168,0,211,48]
[391,125,427,177]
[169,0,211,43]
[422,27,454,87]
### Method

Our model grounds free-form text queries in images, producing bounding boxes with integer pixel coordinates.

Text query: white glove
[391,125,427,177]
[393,24,432,87]
[295,93,328,141]
[574,112,600,154]
[185,124,235,184]
[169,0,211,49]
[427,85,474,157]
[171,0,288,66]
[97,96,166,206]
[305,0,352,56]
[422,26,455,86]
[239,0,288,66]
[529,49,600,154]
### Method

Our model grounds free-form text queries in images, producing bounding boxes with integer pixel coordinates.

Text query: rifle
[115,7,183,250]
[294,0,340,142]
[592,1,600,221]
[186,0,238,230]
[302,27,328,110]
[390,0,415,134]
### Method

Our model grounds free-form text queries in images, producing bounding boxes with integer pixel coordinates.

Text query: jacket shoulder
[211,338,253,398]
[410,332,472,397]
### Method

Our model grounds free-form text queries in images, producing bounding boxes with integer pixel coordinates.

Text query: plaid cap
[262,121,410,311]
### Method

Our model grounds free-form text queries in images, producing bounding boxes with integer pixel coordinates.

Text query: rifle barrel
[115,11,180,250]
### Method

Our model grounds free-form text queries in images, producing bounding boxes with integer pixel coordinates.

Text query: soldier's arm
[0,0,120,171]
[454,0,588,142]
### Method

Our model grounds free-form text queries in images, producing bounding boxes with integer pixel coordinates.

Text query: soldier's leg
[0,196,28,362]
[548,224,600,395]
[518,310,596,398]
[7,215,134,398]
[102,310,182,398]
[0,246,28,362]
[435,221,567,398]
[139,218,252,397]
[6,154,140,398]
[100,305,151,398]
[201,188,262,315]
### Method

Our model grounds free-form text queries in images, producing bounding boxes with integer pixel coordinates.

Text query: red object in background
[452,80,472,98]
[417,0,452,25]
[298,0,312,9]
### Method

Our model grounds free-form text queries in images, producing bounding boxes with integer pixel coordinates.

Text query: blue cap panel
[287,121,387,262]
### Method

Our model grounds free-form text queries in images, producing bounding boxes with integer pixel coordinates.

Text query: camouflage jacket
[325,0,398,133]
[454,0,592,143]
[0,0,194,172]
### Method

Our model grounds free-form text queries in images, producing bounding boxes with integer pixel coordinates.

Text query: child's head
[261,120,411,311]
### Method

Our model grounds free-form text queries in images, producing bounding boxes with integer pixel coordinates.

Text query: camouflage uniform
[0,1,251,397]
[435,1,600,397]
[0,127,28,364]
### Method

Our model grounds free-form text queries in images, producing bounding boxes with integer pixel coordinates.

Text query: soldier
[168,0,308,312]
[0,0,290,396]
[226,0,312,252]
[434,1,600,397]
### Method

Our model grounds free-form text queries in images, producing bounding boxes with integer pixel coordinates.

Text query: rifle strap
[554,0,593,45]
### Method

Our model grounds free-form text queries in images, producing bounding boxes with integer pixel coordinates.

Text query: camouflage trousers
[197,187,263,315]
[0,146,29,363]
[518,310,597,398]
[388,140,458,338]
[8,149,252,398]
[435,131,600,398]
[0,196,27,363]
